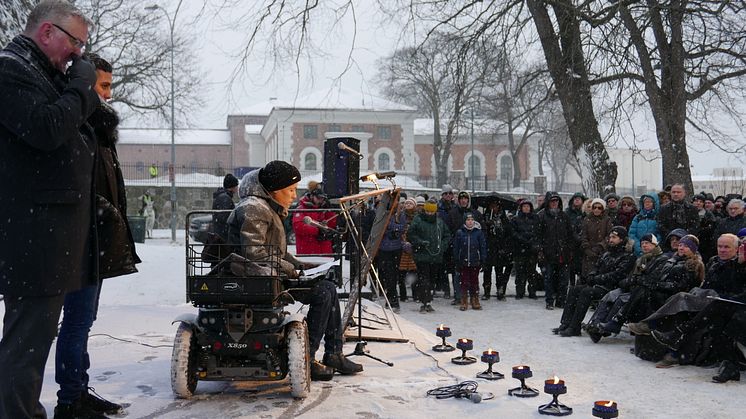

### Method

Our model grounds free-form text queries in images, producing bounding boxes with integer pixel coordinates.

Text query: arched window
[304,153,317,171]
[468,155,481,178]
[500,155,513,181]
[378,153,390,171]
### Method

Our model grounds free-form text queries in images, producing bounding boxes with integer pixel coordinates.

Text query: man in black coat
[656,184,700,239]
[554,227,636,337]
[539,192,574,309]
[511,200,541,299]
[0,2,99,418]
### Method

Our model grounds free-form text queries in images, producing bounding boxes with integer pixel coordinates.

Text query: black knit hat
[258,161,301,192]
[223,173,239,189]
[609,226,628,241]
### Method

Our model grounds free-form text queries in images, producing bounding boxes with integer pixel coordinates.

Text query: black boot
[53,399,107,419]
[81,387,125,415]
[600,313,625,334]
[712,360,741,383]
[652,328,685,351]
[323,353,363,375]
[311,360,334,381]
[559,327,581,337]
[552,324,568,335]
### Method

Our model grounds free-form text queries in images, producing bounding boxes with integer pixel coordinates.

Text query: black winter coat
[715,214,746,240]
[702,256,746,300]
[653,253,705,294]
[539,209,574,264]
[212,187,235,241]
[0,36,100,296]
[91,103,141,279]
[481,209,512,263]
[587,241,636,291]
[656,200,700,239]
[511,209,540,257]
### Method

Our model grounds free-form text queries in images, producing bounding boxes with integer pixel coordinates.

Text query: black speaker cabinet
[323,137,360,198]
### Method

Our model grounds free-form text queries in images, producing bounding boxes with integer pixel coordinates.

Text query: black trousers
[679,301,746,363]
[560,285,607,330]
[482,261,512,296]
[1,293,65,419]
[416,261,437,304]
[620,286,669,323]
[303,280,343,358]
[377,250,401,308]
[513,255,538,297]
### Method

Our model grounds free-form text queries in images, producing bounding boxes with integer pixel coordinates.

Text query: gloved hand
[67,56,97,87]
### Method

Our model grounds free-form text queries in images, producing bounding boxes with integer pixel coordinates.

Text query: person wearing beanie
[640,233,658,246]
[600,228,704,336]
[482,199,513,300]
[453,213,487,310]
[415,195,426,212]
[407,198,451,313]
[227,161,362,380]
[446,190,483,304]
[629,193,660,256]
[580,198,613,281]
[212,173,240,241]
[555,227,635,337]
[663,228,688,256]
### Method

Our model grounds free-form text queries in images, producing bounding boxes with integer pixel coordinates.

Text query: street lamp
[146,0,183,242]
[470,108,475,193]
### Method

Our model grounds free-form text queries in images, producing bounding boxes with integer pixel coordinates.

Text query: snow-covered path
[1,233,740,418]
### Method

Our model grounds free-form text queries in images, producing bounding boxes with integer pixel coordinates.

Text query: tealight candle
[544,376,567,395]
[481,349,499,364]
[592,400,619,418]
[456,338,473,351]
[512,365,533,379]
[435,324,451,338]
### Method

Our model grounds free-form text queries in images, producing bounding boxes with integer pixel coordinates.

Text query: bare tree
[587,0,746,192]
[375,32,492,185]
[479,46,552,188]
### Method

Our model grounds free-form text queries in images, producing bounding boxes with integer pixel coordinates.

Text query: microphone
[337,142,363,159]
[303,216,337,232]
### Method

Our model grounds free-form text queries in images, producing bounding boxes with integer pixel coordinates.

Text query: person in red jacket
[293,187,338,255]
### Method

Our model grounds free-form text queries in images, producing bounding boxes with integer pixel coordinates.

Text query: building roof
[414,118,509,136]
[240,89,417,115]
[245,124,264,134]
[119,128,231,145]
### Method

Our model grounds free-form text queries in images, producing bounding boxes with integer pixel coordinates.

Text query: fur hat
[258,161,301,192]
[591,198,606,210]
[641,233,658,246]
[223,173,239,189]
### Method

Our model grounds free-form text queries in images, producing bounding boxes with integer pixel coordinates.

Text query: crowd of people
[364,183,745,383]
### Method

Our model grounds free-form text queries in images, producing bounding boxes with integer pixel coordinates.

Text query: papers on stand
[302,261,337,277]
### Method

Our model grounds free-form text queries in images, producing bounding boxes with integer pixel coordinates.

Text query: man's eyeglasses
[52,23,85,50]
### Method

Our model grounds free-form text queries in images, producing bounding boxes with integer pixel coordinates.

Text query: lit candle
[481,348,499,364]
[435,324,451,338]
[592,400,619,418]
[512,365,532,378]
[543,376,567,395]
[456,338,473,351]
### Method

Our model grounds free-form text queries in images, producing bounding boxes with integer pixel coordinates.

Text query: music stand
[339,188,399,367]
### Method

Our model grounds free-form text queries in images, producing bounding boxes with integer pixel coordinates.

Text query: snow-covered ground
[1,231,740,418]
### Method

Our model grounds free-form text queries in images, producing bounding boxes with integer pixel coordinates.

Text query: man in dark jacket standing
[53,53,141,418]
[0,2,99,418]
[511,200,541,299]
[212,173,239,241]
[656,184,700,239]
[539,193,574,309]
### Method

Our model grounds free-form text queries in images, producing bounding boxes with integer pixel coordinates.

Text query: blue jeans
[544,263,569,305]
[55,284,101,404]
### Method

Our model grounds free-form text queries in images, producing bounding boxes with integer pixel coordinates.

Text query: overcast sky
[162,0,743,177]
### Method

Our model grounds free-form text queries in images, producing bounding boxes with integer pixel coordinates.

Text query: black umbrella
[471,192,518,212]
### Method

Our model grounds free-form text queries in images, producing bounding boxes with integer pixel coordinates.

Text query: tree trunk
[527,0,617,195]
